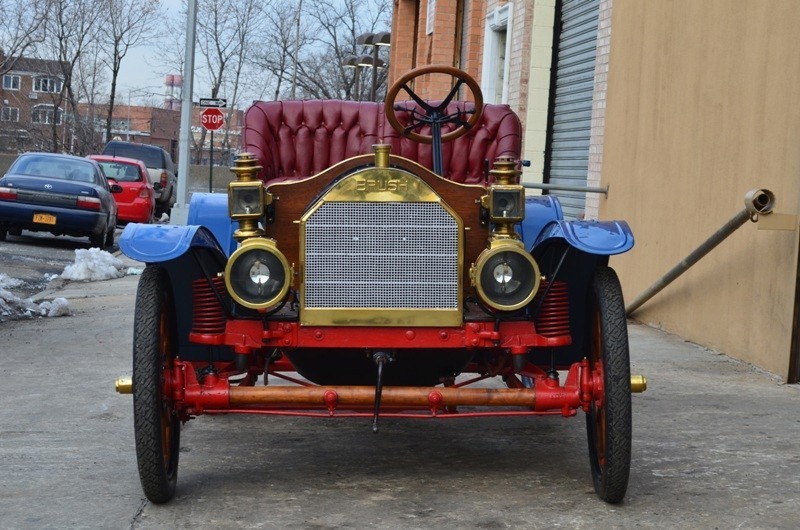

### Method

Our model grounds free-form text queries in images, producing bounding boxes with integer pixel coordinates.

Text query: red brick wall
[390,0,486,101]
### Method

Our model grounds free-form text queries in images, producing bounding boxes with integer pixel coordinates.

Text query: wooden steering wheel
[385,65,484,144]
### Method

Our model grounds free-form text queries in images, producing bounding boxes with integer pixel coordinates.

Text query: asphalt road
[0,252,798,528]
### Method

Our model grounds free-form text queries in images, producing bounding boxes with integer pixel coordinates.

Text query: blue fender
[119,223,226,263]
[187,192,238,256]
[533,219,634,256]
[519,195,564,251]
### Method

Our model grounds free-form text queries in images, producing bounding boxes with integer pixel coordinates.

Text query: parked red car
[88,155,156,224]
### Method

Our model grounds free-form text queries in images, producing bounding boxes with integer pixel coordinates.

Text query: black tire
[104,226,115,248]
[133,265,180,503]
[0,223,7,241]
[585,266,632,504]
[8,226,21,236]
[89,231,104,248]
[164,188,174,217]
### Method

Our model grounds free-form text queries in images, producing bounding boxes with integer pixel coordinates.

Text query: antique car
[116,66,644,504]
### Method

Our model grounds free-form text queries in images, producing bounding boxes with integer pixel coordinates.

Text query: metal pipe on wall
[523,182,609,196]
[625,189,776,316]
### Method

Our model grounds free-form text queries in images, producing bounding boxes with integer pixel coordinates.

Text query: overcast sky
[116,0,183,99]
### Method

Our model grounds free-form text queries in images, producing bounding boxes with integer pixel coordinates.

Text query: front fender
[533,219,634,256]
[519,195,564,251]
[187,192,238,256]
[119,223,226,263]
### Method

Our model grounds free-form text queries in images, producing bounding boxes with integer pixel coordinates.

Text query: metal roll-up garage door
[545,0,600,219]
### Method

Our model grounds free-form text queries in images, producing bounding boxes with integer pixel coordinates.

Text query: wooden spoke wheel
[585,266,632,504]
[133,265,181,503]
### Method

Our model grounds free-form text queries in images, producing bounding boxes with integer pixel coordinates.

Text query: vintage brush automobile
[116,66,645,504]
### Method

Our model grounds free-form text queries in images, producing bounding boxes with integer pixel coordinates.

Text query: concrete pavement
[1,258,798,529]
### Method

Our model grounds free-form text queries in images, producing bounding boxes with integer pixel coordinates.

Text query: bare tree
[193,0,267,163]
[37,0,103,153]
[72,39,109,153]
[248,0,308,102]
[99,0,163,143]
[0,0,50,76]
[0,1,51,150]
[255,0,390,101]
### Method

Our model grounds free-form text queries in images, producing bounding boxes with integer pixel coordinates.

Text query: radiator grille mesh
[304,202,459,309]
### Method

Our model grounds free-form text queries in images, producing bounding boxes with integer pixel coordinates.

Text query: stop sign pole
[200,106,225,192]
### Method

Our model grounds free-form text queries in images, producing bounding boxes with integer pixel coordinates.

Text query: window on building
[3,75,20,90]
[1,107,20,122]
[481,4,512,105]
[31,105,63,125]
[33,77,63,93]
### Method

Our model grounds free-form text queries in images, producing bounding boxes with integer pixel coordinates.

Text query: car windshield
[96,161,143,182]
[105,144,162,169]
[10,155,96,183]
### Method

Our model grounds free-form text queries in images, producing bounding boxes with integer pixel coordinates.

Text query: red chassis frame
[172,318,603,422]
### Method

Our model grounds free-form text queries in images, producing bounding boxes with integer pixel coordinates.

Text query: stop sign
[201,107,225,131]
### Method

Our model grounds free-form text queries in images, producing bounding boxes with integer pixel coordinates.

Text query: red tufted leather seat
[243,100,522,185]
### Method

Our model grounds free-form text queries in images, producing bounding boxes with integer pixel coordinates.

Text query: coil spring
[533,280,570,338]
[191,277,228,336]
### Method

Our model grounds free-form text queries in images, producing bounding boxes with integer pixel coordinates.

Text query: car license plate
[33,213,56,225]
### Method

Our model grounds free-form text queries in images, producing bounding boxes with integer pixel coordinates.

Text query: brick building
[0,55,70,153]
[391,0,800,381]
[78,103,244,166]
[79,102,182,160]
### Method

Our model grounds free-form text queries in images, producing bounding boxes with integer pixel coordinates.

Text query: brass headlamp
[471,157,540,311]
[224,238,292,310]
[228,152,273,241]
[470,238,541,311]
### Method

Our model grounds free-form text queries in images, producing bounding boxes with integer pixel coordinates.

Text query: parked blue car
[0,152,121,248]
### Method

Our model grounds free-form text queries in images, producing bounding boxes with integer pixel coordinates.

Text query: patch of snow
[0,273,24,289]
[0,288,68,320]
[1,249,139,321]
[39,297,71,317]
[61,248,126,281]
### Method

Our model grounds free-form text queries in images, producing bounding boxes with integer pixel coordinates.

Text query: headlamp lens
[475,245,540,311]
[249,260,271,285]
[228,246,288,308]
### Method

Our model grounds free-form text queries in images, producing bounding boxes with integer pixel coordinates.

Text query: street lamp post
[356,31,391,101]
[343,54,387,101]
[342,55,363,101]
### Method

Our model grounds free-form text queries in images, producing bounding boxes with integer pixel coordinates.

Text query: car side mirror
[153,182,163,191]
[110,184,124,193]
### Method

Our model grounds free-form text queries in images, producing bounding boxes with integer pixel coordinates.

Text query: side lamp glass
[489,186,525,222]
[229,182,265,218]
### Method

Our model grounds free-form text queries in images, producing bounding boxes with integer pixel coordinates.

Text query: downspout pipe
[625,189,776,316]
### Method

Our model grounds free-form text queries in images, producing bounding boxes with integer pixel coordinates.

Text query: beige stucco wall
[600,0,800,379]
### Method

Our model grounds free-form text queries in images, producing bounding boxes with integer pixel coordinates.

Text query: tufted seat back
[243,99,522,184]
